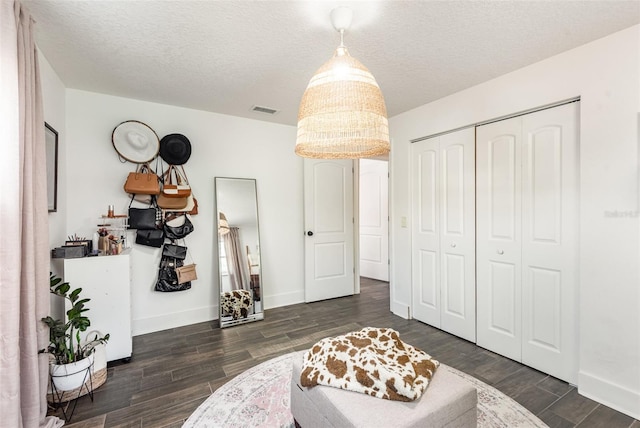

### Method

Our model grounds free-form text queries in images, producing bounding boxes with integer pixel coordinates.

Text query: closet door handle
[307,231,314,237]
[450,243,457,248]
[497,249,504,255]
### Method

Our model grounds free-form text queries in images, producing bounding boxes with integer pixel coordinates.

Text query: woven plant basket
[47,367,107,403]
[47,335,108,403]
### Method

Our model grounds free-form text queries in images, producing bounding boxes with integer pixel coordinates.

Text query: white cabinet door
[359,159,389,281]
[521,103,578,383]
[476,117,523,361]
[476,102,578,383]
[303,159,355,303]
[411,128,476,341]
[412,138,441,327]
[61,252,132,362]
[439,129,476,342]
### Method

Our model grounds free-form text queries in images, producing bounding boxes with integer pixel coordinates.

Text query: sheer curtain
[223,227,250,291]
[0,2,62,427]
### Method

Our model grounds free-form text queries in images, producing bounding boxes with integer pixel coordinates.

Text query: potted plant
[41,273,109,392]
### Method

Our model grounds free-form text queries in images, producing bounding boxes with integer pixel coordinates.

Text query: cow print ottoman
[291,349,477,427]
[221,289,253,320]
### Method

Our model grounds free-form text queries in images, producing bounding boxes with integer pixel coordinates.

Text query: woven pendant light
[295,8,390,159]
[218,212,230,235]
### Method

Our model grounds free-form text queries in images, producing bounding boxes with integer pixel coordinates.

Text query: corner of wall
[264,289,305,309]
[39,48,68,280]
[132,305,218,336]
[579,370,640,420]
[390,299,410,320]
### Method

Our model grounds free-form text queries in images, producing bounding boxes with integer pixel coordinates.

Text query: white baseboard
[391,300,410,319]
[132,290,306,336]
[132,305,217,336]
[578,370,640,420]
[263,290,304,309]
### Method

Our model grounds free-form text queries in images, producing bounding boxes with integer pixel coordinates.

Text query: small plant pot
[50,353,94,392]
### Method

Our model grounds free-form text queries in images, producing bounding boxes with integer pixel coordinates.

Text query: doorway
[359,158,389,282]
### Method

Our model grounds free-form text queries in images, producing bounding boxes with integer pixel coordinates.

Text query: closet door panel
[489,261,518,336]
[417,250,439,310]
[411,139,441,326]
[442,253,465,316]
[489,135,518,241]
[442,144,464,235]
[521,103,578,383]
[440,128,476,342]
[476,118,522,361]
[527,266,561,349]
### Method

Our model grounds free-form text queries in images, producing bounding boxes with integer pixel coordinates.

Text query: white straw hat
[112,120,160,163]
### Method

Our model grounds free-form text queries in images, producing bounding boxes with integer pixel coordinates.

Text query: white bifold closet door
[476,102,579,383]
[411,127,476,342]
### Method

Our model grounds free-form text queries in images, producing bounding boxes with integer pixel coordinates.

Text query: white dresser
[55,250,132,362]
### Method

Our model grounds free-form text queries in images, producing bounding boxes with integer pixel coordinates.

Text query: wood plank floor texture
[59,278,639,428]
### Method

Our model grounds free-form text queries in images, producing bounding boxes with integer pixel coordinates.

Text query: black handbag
[163,214,194,240]
[135,229,164,248]
[155,257,191,292]
[128,196,159,230]
[162,243,187,260]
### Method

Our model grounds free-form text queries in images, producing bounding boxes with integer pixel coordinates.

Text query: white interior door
[359,159,389,281]
[520,103,578,383]
[411,139,441,327]
[303,159,355,303]
[476,102,578,383]
[411,128,476,339]
[476,116,523,362]
[439,129,476,342]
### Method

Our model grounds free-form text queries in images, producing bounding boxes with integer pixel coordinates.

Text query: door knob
[307,231,314,236]
[497,249,504,255]
[450,243,457,248]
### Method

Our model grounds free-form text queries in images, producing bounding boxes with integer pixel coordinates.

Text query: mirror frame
[215,177,264,328]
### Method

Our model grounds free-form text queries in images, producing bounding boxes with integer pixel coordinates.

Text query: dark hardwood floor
[59,278,639,428]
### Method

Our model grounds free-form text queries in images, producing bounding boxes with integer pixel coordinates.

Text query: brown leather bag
[176,264,197,284]
[183,195,198,215]
[157,193,188,210]
[188,198,198,215]
[162,165,191,198]
[124,163,160,195]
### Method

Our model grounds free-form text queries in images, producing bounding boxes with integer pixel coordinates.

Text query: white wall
[39,50,67,320]
[40,52,66,256]
[389,25,639,419]
[64,90,302,336]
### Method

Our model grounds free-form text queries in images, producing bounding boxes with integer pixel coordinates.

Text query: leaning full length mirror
[215,177,263,328]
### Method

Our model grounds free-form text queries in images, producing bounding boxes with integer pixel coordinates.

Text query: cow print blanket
[300,327,439,402]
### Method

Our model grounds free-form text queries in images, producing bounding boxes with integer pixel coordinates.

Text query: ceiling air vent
[251,105,279,115]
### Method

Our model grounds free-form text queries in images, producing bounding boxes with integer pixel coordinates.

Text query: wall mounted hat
[159,133,192,165]
[112,120,160,163]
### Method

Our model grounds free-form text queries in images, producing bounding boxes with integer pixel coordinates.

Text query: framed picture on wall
[45,122,58,212]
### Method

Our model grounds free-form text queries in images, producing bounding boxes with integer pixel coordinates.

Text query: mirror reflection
[215,177,263,328]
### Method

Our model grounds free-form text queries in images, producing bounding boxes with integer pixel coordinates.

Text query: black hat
[159,133,192,165]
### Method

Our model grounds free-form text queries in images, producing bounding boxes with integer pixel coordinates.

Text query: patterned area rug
[184,352,548,427]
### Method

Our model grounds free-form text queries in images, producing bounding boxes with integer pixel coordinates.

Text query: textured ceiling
[24,0,640,126]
